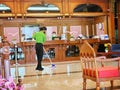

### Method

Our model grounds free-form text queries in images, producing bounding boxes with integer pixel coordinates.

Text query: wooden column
[117,0,120,43]
[21,42,36,64]
[2,36,10,61]
[118,14,120,43]
[107,0,116,43]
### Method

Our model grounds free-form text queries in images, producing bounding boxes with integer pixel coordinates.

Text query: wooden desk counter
[97,51,120,58]
[16,38,110,46]
[9,39,110,64]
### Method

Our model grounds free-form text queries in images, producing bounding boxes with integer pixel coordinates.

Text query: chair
[80,41,120,90]
[110,44,120,57]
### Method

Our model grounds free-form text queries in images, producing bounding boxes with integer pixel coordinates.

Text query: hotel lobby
[0,0,120,90]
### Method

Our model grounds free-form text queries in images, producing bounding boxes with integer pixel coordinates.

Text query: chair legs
[83,79,100,90]
[83,78,86,90]
[110,80,114,88]
[83,80,113,90]
[96,82,100,90]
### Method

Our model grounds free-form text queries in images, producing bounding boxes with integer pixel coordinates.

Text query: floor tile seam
[11,60,80,67]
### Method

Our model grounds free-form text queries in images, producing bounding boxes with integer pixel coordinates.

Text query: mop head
[42,64,56,75]
[51,64,55,68]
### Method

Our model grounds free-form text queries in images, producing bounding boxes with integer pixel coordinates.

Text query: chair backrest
[111,44,120,50]
[110,44,120,57]
[80,41,99,78]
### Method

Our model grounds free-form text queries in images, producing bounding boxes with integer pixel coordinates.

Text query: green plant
[12,38,16,41]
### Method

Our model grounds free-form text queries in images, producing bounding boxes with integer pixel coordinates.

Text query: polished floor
[10,60,120,90]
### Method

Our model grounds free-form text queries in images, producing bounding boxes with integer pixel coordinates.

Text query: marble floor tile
[10,60,120,90]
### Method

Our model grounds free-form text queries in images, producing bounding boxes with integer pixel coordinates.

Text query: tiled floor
[10,60,120,90]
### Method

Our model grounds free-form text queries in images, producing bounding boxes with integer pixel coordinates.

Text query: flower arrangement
[12,38,17,44]
[0,76,24,90]
[0,76,16,90]
[70,35,75,41]
[104,43,111,52]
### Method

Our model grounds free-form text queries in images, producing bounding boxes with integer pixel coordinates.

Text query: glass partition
[65,45,80,57]
[21,25,39,42]
[9,47,24,60]
[27,4,60,13]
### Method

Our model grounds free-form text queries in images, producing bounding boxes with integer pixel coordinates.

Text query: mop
[43,47,56,69]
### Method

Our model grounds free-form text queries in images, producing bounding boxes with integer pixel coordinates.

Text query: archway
[0,4,11,13]
[73,4,103,12]
[27,4,60,13]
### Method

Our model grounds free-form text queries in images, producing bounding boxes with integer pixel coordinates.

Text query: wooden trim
[72,12,108,17]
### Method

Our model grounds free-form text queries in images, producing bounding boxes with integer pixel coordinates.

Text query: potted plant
[104,43,111,53]
[12,38,17,44]
[70,35,74,41]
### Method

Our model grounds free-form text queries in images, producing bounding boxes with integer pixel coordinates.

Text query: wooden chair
[80,41,120,90]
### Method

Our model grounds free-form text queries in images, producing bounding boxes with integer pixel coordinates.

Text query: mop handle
[43,47,53,64]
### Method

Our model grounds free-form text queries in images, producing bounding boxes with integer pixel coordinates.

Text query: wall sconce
[57,17,62,19]
[8,17,13,20]
[46,11,49,13]
[2,11,5,13]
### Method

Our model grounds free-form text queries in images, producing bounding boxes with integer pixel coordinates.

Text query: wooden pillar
[2,36,10,61]
[20,0,25,19]
[118,14,120,43]
[108,0,116,43]
[117,0,120,43]
[21,42,36,64]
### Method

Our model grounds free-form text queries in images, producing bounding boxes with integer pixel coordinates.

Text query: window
[0,4,11,13]
[74,4,103,12]
[27,4,60,13]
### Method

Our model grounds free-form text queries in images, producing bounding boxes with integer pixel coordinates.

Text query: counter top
[20,39,110,46]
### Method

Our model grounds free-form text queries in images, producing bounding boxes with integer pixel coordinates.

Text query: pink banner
[70,26,81,39]
[4,27,20,43]
[46,26,57,40]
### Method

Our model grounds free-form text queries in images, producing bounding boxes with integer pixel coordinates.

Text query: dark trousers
[35,43,43,69]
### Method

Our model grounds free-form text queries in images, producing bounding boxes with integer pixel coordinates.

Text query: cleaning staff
[33,26,47,71]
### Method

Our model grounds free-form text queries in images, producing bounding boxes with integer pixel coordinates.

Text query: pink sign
[46,26,57,40]
[70,26,81,39]
[4,27,20,43]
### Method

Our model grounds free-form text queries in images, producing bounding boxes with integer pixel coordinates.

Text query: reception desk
[9,39,110,64]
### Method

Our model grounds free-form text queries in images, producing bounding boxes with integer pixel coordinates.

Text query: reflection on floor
[10,61,120,90]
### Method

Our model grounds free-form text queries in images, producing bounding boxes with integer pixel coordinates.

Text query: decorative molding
[0,0,110,18]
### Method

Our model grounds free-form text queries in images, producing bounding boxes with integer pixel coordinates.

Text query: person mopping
[32,26,47,71]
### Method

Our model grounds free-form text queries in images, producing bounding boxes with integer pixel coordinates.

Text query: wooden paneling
[0,17,107,42]
[15,39,110,64]
[118,15,120,43]
[117,0,120,43]
[0,0,110,17]
[0,0,118,65]
[0,0,114,41]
